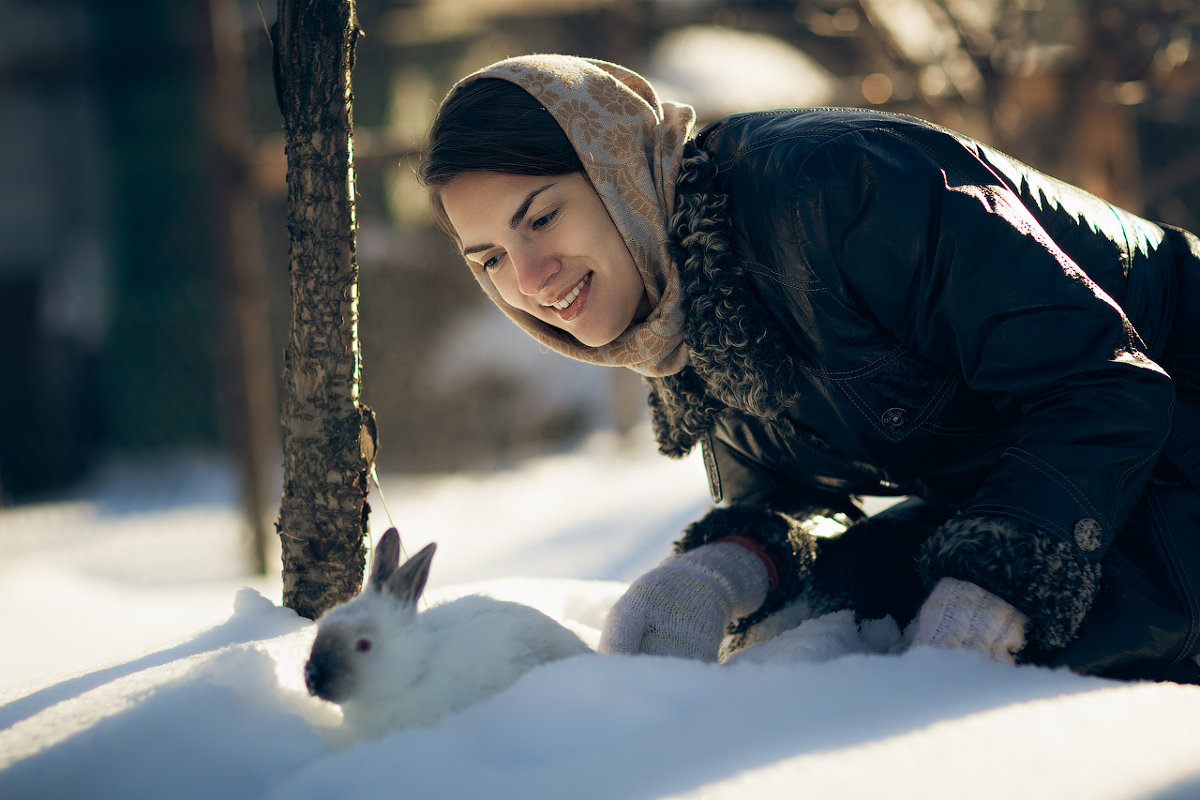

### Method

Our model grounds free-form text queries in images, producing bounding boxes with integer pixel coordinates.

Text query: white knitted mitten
[912,577,1029,664]
[599,541,770,662]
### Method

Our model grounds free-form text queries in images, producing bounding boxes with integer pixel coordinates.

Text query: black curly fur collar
[647,142,808,458]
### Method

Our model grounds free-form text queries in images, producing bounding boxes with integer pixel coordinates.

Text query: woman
[419,54,1200,682]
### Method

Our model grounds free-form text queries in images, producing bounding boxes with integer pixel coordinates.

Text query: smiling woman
[416,54,1200,686]
[419,63,693,377]
[441,172,650,347]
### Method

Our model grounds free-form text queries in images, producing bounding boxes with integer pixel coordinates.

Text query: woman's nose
[511,245,559,297]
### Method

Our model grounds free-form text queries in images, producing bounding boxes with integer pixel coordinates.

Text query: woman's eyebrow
[461,182,555,256]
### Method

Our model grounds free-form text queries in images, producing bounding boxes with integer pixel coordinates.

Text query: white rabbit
[304,528,591,738]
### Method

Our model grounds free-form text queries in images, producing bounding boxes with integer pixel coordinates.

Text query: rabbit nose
[304,658,324,697]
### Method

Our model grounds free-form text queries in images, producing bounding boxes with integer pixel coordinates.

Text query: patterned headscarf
[447,54,696,377]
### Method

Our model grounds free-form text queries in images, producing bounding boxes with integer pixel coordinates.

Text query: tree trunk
[273,0,376,619]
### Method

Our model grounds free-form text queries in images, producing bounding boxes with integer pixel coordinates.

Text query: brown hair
[418,78,583,237]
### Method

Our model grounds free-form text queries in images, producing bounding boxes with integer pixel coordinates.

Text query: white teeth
[550,274,590,310]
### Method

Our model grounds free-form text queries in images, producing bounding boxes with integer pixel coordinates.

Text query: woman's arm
[800,125,1175,648]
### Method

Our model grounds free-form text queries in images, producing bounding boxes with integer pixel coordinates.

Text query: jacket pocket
[828,345,959,443]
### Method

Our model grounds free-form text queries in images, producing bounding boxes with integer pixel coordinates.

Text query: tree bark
[273,0,376,619]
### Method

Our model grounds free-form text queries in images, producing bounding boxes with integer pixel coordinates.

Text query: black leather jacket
[659,108,1200,678]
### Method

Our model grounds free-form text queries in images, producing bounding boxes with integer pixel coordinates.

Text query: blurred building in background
[1,0,1198,505]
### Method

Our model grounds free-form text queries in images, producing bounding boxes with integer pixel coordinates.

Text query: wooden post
[272,0,376,619]
[200,0,279,575]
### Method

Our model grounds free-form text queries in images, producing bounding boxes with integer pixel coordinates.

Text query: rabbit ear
[369,528,402,591]
[385,542,436,608]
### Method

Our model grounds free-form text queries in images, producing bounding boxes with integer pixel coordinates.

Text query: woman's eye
[531,209,558,230]
[481,253,502,270]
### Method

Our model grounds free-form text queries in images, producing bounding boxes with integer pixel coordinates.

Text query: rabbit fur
[304,528,591,738]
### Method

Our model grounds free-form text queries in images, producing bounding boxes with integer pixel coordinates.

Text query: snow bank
[3,435,1200,799]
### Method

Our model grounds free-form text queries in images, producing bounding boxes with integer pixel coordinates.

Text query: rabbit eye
[355,638,373,653]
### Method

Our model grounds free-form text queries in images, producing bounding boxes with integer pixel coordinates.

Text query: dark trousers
[811,462,1200,684]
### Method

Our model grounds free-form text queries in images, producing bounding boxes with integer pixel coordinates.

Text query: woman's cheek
[494,273,537,314]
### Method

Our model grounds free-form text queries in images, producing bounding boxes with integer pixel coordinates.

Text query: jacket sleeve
[795,126,1175,649]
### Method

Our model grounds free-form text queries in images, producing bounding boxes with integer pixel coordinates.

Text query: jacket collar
[648,143,807,457]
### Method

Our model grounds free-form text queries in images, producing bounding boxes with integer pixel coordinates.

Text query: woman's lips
[548,273,592,322]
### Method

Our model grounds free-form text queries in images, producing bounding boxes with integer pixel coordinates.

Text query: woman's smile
[441,171,650,347]
[548,273,591,318]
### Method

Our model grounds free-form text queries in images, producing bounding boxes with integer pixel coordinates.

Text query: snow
[647,26,836,118]
[426,302,615,430]
[3,430,1200,799]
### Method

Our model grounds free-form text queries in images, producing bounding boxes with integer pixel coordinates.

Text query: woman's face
[441,171,651,348]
